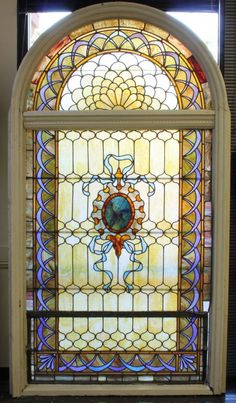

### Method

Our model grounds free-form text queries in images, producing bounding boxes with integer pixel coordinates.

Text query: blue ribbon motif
[123,236,148,292]
[89,236,114,292]
[82,154,156,197]
[86,154,155,292]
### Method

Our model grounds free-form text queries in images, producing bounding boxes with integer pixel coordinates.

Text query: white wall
[0,0,17,367]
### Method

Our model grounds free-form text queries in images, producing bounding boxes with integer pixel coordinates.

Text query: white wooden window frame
[9,2,230,397]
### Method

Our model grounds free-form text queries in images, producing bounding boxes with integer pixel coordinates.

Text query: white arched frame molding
[9,2,230,397]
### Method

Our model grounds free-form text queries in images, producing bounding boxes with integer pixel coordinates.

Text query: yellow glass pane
[165,182,179,223]
[58,136,73,176]
[165,136,180,176]
[134,137,150,175]
[58,180,73,223]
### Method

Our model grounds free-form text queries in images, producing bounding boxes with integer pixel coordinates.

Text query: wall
[0,0,17,367]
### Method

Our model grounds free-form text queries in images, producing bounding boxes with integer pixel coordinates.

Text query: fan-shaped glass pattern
[28,19,211,111]
[60,52,178,111]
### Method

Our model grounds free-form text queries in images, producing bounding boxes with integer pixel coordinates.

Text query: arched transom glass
[60,52,178,111]
[28,19,211,111]
[26,18,212,384]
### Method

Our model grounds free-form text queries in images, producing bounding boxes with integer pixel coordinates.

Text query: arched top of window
[28,18,210,111]
[13,2,228,114]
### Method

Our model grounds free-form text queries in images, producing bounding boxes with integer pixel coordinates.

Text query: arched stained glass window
[10,3,230,397]
[28,18,210,111]
[26,18,211,381]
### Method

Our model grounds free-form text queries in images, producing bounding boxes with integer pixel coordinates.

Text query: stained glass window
[28,19,211,111]
[26,18,212,383]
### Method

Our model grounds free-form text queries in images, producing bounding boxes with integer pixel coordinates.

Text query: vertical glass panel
[26,128,210,382]
[25,16,212,385]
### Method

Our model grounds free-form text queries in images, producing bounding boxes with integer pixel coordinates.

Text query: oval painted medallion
[103,194,134,233]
